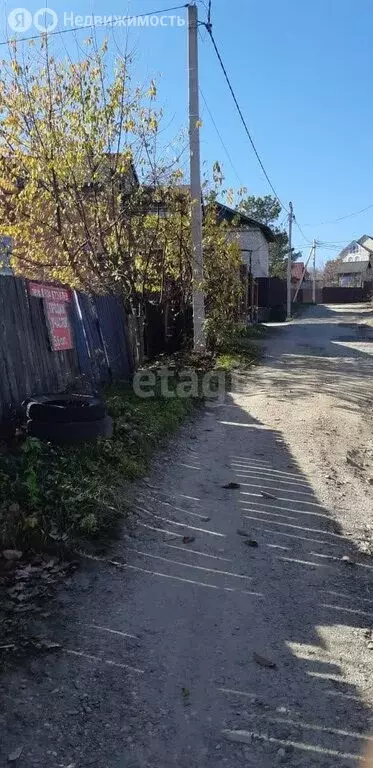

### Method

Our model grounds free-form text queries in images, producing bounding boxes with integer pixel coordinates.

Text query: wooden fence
[322,285,372,304]
[0,276,134,422]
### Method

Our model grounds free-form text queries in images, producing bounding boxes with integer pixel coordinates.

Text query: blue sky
[1,0,372,266]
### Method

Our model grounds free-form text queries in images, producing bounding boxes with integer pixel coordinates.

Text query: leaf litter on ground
[8,747,23,762]
[0,554,76,657]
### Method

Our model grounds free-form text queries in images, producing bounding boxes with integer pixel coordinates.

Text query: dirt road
[2,303,373,768]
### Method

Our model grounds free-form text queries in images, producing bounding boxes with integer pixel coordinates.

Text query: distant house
[214,202,275,278]
[144,192,275,278]
[336,235,373,287]
[291,261,310,284]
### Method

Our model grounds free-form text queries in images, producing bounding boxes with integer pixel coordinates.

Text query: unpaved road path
[2,303,373,768]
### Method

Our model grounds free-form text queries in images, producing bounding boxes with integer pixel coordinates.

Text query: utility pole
[312,239,317,303]
[286,201,294,319]
[188,3,206,351]
[293,242,314,303]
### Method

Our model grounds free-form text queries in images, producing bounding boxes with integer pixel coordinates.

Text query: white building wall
[228,228,269,277]
[341,243,370,263]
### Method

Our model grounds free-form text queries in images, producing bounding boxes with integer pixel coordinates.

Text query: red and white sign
[44,300,73,351]
[29,281,71,303]
[28,281,73,351]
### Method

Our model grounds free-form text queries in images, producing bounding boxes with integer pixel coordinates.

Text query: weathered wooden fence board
[0,276,133,421]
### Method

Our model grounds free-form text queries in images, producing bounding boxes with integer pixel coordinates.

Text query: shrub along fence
[0,275,134,422]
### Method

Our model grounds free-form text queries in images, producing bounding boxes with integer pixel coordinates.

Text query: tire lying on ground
[26,394,106,423]
[27,415,113,444]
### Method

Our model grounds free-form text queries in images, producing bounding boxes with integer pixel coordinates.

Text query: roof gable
[213,202,275,242]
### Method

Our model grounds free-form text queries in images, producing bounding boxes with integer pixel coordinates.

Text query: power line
[199,86,244,187]
[306,202,373,227]
[294,217,312,245]
[203,24,288,213]
[0,4,188,47]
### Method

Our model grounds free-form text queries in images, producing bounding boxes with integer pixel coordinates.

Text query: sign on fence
[28,281,71,303]
[44,300,73,351]
[28,281,73,351]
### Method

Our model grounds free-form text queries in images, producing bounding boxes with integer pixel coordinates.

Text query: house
[336,235,373,287]
[213,202,275,278]
[291,261,310,284]
[143,192,275,278]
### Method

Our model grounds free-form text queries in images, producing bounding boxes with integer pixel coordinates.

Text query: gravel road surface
[1,303,373,768]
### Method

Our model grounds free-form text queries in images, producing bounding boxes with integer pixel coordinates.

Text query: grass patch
[215,323,263,371]
[0,377,198,553]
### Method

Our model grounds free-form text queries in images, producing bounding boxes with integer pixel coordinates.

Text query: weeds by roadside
[216,323,264,373]
[0,325,264,661]
[0,380,197,552]
[0,325,264,554]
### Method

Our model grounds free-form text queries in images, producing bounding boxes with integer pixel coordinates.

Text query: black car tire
[26,394,106,423]
[27,415,113,443]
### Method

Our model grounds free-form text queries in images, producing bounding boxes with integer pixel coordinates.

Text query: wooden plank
[0,276,133,421]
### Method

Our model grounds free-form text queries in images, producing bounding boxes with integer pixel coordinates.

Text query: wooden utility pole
[312,239,317,303]
[286,201,294,319]
[293,242,314,303]
[188,3,206,351]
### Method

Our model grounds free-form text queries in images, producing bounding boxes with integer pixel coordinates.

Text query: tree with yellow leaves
[0,36,243,337]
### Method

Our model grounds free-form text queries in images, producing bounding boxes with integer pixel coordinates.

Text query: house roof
[357,235,373,252]
[213,202,275,242]
[338,235,373,261]
[291,262,310,281]
[337,260,371,274]
[140,190,275,241]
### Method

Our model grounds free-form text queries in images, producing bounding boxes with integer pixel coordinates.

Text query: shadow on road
[1,319,373,766]
[246,304,373,414]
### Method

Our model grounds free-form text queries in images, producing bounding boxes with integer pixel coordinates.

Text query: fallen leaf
[261,491,276,500]
[8,746,23,762]
[222,482,241,490]
[183,536,195,545]
[182,687,190,698]
[346,456,363,470]
[16,565,33,580]
[253,652,277,669]
[2,550,22,561]
[244,539,258,548]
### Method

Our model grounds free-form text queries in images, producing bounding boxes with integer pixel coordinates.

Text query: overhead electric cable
[0,4,188,46]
